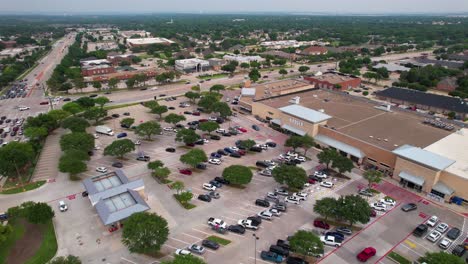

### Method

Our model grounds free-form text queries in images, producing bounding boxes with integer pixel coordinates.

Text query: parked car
[269,245,289,257]
[214,177,230,185]
[439,238,452,249]
[426,215,439,227]
[258,210,273,220]
[179,169,192,175]
[136,155,150,161]
[380,198,396,206]
[175,249,191,256]
[208,191,220,199]
[112,162,123,168]
[202,239,220,250]
[96,167,108,173]
[435,222,449,233]
[252,125,260,131]
[336,226,352,236]
[230,152,241,158]
[427,230,442,242]
[58,200,68,212]
[228,224,246,234]
[188,244,205,255]
[413,224,429,237]
[314,220,330,230]
[320,181,334,188]
[277,239,291,250]
[202,183,216,191]
[325,231,345,240]
[358,189,374,197]
[286,256,308,264]
[447,227,461,240]
[284,196,300,204]
[370,202,387,212]
[266,141,277,148]
[198,194,212,202]
[260,251,283,263]
[165,147,176,152]
[117,132,127,138]
[196,163,207,170]
[209,180,222,188]
[401,203,417,212]
[357,247,376,262]
[275,188,289,196]
[210,135,221,140]
[452,244,466,257]
[255,199,270,207]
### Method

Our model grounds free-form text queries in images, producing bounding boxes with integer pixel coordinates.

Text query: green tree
[92,81,102,90]
[153,167,171,182]
[212,102,232,118]
[49,255,82,264]
[61,117,90,133]
[83,107,107,125]
[272,165,307,189]
[337,195,371,226]
[313,197,338,220]
[279,68,288,76]
[198,121,219,135]
[209,84,225,93]
[72,78,86,92]
[144,100,159,111]
[164,113,186,126]
[162,254,207,264]
[289,230,324,257]
[175,129,200,145]
[0,224,13,244]
[104,139,136,158]
[24,126,48,141]
[148,160,164,171]
[332,155,354,177]
[48,109,71,123]
[317,148,339,169]
[222,165,253,185]
[59,155,87,176]
[180,149,207,168]
[62,102,83,116]
[248,68,261,82]
[151,105,169,119]
[0,142,35,178]
[23,202,55,224]
[298,66,310,73]
[285,135,304,152]
[184,91,201,103]
[108,78,119,90]
[24,113,58,132]
[75,97,95,109]
[171,181,185,194]
[301,135,315,156]
[191,85,201,92]
[240,62,250,69]
[64,149,89,161]
[122,212,169,254]
[136,121,162,140]
[94,96,110,109]
[126,78,136,89]
[221,63,236,74]
[362,170,383,189]
[239,139,256,150]
[418,252,464,264]
[120,118,135,129]
[60,132,94,152]
[176,191,193,204]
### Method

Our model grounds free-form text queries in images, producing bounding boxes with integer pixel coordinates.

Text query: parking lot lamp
[253,234,259,264]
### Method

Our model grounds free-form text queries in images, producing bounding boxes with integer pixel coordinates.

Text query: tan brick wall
[393,157,439,192]
[438,172,468,201]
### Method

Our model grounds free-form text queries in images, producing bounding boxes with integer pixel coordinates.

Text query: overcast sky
[1,0,468,14]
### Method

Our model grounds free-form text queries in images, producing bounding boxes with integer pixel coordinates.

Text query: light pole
[253,234,259,264]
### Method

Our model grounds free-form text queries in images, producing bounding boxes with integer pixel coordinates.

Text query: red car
[179,169,192,175]
[357,247,376,262]
[370,210,376,217]
[192,112,201,116]
[237,150,246,156]
[186,143,195,147]
[313,219,330,229]
[199,119,208,122]
[39,101,49,105]
[237,127,247,133]
[308,178,316,184]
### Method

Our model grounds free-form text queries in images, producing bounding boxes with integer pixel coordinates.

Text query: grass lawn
[173,194,196,210]
[206,235,231,246]
[1,180,46,194]
[198,73,228,80]
[0,219,57,264]
[387,252,411,264]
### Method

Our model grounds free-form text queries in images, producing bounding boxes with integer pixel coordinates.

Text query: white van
[3,127,10,133]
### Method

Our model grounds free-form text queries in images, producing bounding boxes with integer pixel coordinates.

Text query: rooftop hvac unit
[289,96,300,104]
[318,109,325,113]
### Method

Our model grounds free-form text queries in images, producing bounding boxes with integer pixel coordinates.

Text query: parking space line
[230,212,249,217]
[192,228,210,235]
[163,244,178,250]
[238,208,259,214]
[169,237,190,245]
[221,215,238,221]
[406,238,436,252]
[248,257,270,264]
[181,232,204,240]
[399,243,424,257]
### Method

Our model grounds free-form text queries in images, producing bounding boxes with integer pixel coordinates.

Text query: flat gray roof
[315,134,365,158]
[279,104,331,124]
[393,145,456,171]
[399,171,425,186]
[95,189,149,225]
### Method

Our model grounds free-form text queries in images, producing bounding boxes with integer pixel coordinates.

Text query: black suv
[255,199,270,207]
[269,245,289,257]
[452,244,466,257]
[256,161,269,168]
[198,194,211,202]
[286,256,309,264]
[413,224,428,237]
[228,224,246,234]
[210,135,221,140]
[214,177,230,185]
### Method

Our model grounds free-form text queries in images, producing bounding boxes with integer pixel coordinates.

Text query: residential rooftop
[260,89,454,150]
[127,37,174,45]
[306,72,358,84]
[248,79,313,101]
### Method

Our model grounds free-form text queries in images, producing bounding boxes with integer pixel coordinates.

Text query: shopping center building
[239,79,467,202]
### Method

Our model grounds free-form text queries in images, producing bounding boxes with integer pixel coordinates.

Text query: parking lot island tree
[239,139,256,150]
[197,93,220,113]
[418,252,464,264]
[279,68,288,76]
[209,84,225,93]
[49,255,82,264]
[248,68,261,82]
[94,96,110,109]
[317,148,340,170]
[144,100,159,111]
[60,132,95,153]
[175,128,201,145]
[313,197,339,220]
[61,117,90,133]
[48,109,71,123]
[164,113,186,126]
[121,212,169,254]
[284,135,304,152]
[298,66,310,74]
[170,181,185,194]
[83,106,107,125]
[332,155,354,177]
[175,191,193,205]
[301,134,315,156]
[120,117,135,129]
[62,102,83,116]
[153,167,171,182]
[289,230,324,257]
[151,105,169,119]
[24,126,48,142]
[272,164,307,190]
[22,201,55,224]
[161,254,207,264]
[362,169,383,189]
[184,91,201,103]
[222,165,253,185]
[104,139,136,159]
[337,195,371,226]
[59,155,87,177]
[180,149,207,168]
[198,121,219,135]
[212,102,232,118]
[136,121,162,140]
[148,160,164,171]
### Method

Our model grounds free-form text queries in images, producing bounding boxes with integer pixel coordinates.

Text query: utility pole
[253,234,259,264]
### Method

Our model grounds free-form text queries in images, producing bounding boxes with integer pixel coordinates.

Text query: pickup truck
[238,219,260,230]
[320,235,343,247]
[207,217,227,229]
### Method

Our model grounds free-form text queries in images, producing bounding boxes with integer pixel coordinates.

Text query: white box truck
[95,126,114,136]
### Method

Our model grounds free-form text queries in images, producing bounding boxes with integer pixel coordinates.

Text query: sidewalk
[31,128,65,182]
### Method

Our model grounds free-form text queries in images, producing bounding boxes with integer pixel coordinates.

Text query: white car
[150,87,159,90]
[94,145,101,150]
[175,249,191,256]
[379,198,396,206]
[259,169,272,176]
[202,183,216,191]
[314,171,328,179]
[426,215,439,227]
[303,183,311,188]
[134,140,141,145]
[438,238,452,249]
[435,222,449,233]
[426,230,442,242]
[216,128,226,134]
[264,160,277,166]
[266,192,279,200]
[257,210,273,220]
[286,151,298,157]
[293,192,308,201]
[268,208,281,216]
[320,181,334,188]
[209,116,218,121]
[230,146,239,151]
[58,200,68,212]
[285,196,301,204]
[96,167,108,173]
[93,133,99,139]
[163,127,174,132]
[202,139,209,143]
[19,106,30,111]
[208,159,222,165]
[370,202,387,212]
[295,156,306,162]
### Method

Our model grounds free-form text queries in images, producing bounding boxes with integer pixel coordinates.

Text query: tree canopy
[418,252,464,264]
[289,230,324,257]
[22,202,55,224]
[222,165,253,185]
[122,212,169,254]
[180,149,207,168]
[62,116,90,133]
[49,255,82,264]
[175,129,200,145]
[362,170,383,188]
[136,121,162,140]
[198,121,219,135]
[60,132,94,153]
[164,113,186,125]
[161,254,207,264]
[272,165,307,189]
[0,142,35,178]
[104,139,136,158]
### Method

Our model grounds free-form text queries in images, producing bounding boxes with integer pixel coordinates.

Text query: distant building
[107,54,136,66]
[304,72,361,90]
[229,44,247,53]
[119,30,150,38]
[175,58,210,73]
[223,54,264,64]
[300,46,328,56]
[127,37,174,47]
[373,63,411,72]
[208,58,226,71]
[262,50,298,61]
[414,57,463,69]
[436,77,458,92]
[0,40,16,48]
[80,59,115,76]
